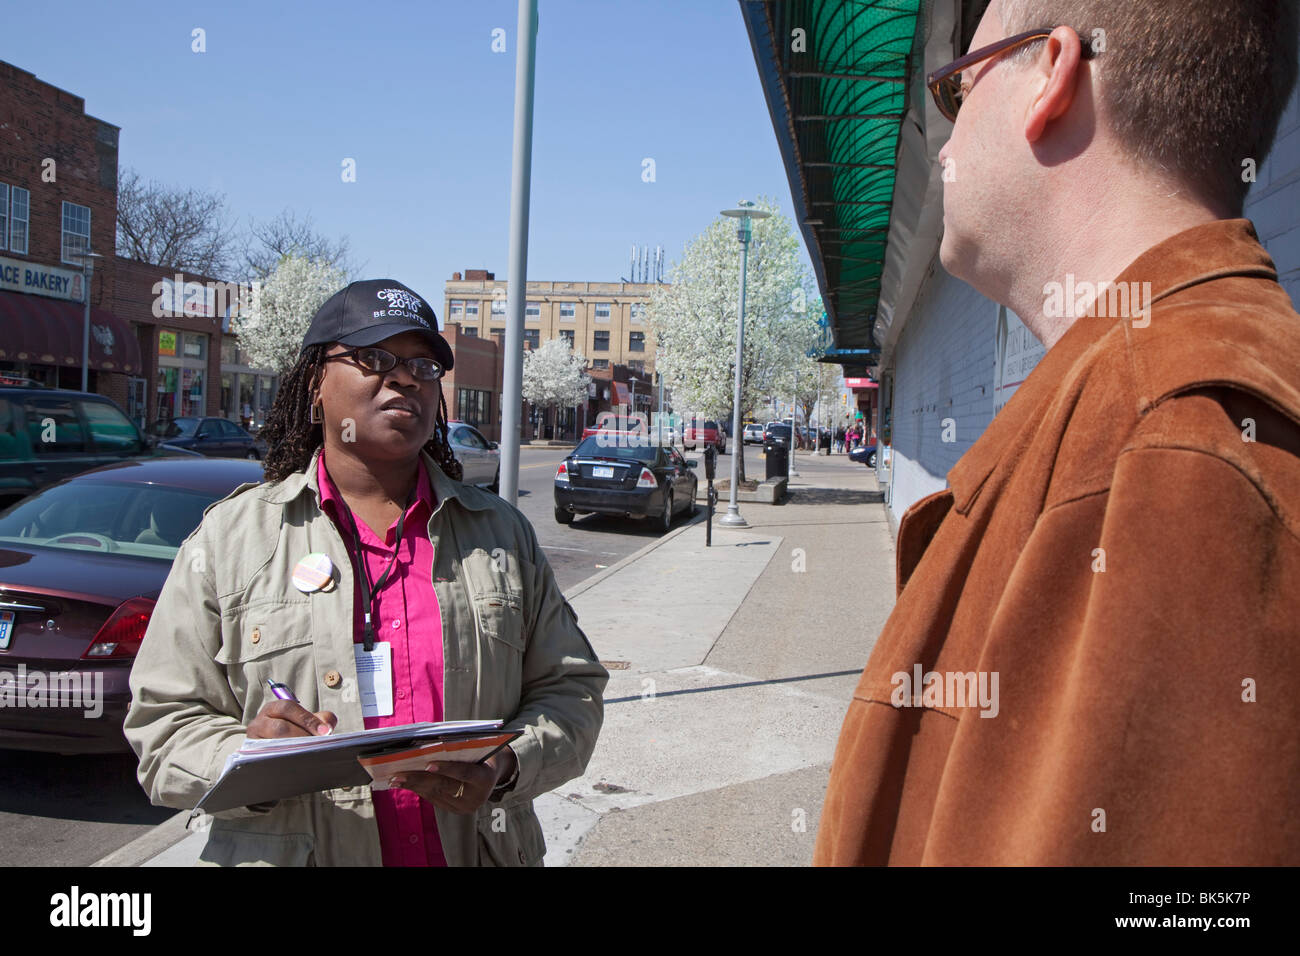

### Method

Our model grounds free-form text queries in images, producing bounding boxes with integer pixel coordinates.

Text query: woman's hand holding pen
[246,699,339,739]
[389,748,518,814]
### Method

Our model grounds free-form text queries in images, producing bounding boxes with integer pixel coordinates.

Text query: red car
[0,456,263,752]
[683,419,726,453]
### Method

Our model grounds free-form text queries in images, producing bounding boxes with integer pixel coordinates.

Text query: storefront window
[181,368,204,416]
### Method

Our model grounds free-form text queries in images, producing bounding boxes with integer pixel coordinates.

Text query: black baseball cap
[302,279,454,372]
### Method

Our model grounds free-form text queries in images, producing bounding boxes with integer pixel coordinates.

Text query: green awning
[741,0,923,369]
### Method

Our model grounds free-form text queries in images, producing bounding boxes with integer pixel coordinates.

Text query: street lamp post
[718,200,770,527]
[77,249,104,392]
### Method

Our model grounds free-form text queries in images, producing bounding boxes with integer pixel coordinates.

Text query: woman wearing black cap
[126,279,608,867]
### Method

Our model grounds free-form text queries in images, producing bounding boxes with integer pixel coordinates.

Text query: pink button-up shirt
[318,453,447,867]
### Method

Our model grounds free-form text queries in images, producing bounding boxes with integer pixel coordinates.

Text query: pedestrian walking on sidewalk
[816,0,1300,866]
[126,279,607,867]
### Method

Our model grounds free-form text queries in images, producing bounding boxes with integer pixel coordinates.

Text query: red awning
[0,290,142,375]
[611,381,631,406]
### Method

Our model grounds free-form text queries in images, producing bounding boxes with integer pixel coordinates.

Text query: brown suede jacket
[815,219,1300,865]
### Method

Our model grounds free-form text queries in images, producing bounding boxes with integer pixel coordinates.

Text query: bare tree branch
[115,168,238,277]
[242,209,356,281]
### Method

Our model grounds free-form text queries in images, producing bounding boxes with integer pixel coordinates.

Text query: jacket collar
[946,218,1284,515]
[258,447,494,513]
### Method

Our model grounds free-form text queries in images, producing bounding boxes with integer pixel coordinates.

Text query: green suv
[0,387,198,510]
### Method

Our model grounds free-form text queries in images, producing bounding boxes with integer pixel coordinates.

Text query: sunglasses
[927,27,1097,123]
[325,346,444,381]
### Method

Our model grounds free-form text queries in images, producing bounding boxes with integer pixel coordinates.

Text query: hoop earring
[310,401,324,425]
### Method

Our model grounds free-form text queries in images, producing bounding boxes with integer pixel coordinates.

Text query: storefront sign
[0,255,84,301]
[159,331,178,357]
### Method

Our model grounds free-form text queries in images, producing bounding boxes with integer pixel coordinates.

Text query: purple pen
[267,679,299,702]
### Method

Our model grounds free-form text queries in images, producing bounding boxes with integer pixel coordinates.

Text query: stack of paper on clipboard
[195,719,521,813]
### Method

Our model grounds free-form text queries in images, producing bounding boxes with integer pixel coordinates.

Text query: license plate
[0,610,13,650]
[593,466,615,479]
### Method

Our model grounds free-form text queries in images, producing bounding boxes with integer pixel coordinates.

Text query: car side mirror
[488,441,498,450]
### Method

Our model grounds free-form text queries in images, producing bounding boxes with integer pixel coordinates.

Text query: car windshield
[0,480,222,560]
[769,425,792,440]
[152,418,199,439]
[574,435,660,463]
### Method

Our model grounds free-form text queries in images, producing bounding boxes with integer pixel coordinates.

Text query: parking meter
[704,444,716,480]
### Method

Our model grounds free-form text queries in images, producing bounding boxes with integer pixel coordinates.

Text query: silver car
[447,421,500,493]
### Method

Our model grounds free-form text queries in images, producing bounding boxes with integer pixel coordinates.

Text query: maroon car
[683,418,726,453]
[0,457,263,752]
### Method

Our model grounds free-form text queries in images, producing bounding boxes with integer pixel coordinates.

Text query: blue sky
[2,0,814,301]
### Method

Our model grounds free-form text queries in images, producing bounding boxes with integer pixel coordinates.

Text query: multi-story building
[111,259,278,428]
[0,60,141,409]
[443,269,661,378]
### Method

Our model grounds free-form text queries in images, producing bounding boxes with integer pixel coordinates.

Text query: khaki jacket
[125,449,608,866]
[815,219,1300,865]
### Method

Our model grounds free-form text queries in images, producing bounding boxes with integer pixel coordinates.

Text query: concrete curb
[91,809,192,867]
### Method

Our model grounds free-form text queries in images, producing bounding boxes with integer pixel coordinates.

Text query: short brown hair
[995,0,1298,213]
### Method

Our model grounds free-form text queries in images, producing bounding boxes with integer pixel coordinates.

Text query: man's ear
[1024,25,1086,142]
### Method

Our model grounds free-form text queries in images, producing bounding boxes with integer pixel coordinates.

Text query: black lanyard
[341,489,415,652]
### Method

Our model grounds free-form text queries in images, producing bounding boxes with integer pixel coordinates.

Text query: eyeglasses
[325,346,444,381]
[927,28,1097,123]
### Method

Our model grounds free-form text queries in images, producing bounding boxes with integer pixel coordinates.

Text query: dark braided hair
[261,343,463,484]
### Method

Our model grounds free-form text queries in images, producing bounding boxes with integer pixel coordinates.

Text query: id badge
[353,641,394,718]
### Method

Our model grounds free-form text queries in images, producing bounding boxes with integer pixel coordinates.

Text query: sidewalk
[104,449,894,866]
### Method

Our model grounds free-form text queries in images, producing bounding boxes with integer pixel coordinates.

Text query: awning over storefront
[0,290,142,375]
[740,0,923,371]
[611,381,631,407]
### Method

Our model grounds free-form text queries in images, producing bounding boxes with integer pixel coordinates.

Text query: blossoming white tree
[232,254,348,373]
[648,198,819,482]
[522,337,591,438]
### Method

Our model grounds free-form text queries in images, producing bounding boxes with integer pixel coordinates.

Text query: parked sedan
[148,417,265,459]
[447,421,500,493]
[554,435,699,532]
[742,423,765,445]
[0,457,263,753]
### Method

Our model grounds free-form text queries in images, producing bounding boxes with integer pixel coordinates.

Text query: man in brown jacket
[815,0,1300,864]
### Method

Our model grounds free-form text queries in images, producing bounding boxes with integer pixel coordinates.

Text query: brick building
[111,259,276,428]
[0,60,139,406]
[443,268,666,438]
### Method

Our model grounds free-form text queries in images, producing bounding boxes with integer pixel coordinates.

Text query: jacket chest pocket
[217,602,317,717]
[459,549,527,649]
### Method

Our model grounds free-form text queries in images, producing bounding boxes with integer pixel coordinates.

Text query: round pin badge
[292,552,335,593]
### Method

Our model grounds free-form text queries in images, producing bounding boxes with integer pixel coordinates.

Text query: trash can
[765,440,788,479]
[818,429,831,455]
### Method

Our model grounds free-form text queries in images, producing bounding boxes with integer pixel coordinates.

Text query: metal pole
[499,0,538,505]
[720,224,750,527]
[81,255,93,391]
[658,367,664,445]
[789,387,799,477]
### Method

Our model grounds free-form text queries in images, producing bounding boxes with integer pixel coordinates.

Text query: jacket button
[324,670,342,688]
[251,628,261,643]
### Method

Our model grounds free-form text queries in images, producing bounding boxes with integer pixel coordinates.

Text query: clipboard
[194,719,521,814]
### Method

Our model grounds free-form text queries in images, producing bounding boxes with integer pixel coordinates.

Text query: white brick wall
[884,256,998,524]
[1246,63,1300,306]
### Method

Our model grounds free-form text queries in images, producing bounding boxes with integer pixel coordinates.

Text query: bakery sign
[0,255,85,302]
